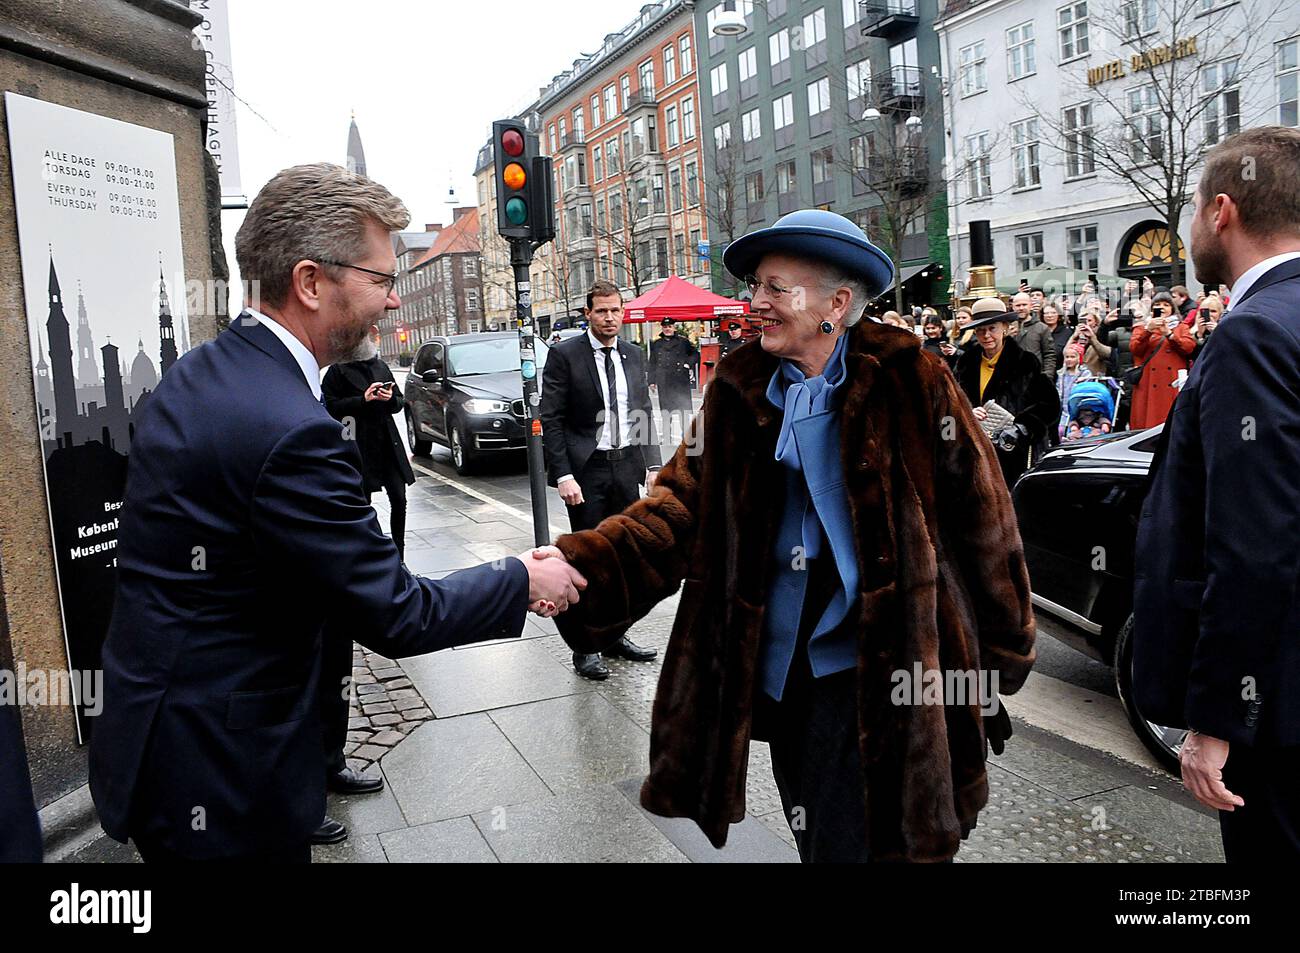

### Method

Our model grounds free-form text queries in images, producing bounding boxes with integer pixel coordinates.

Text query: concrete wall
[0,0,219,807]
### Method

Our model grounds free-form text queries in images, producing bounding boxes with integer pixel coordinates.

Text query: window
[558,117,567,144]
[690,229,701,264]
[959,41,987,96]
[745,170,764,204]
[846,59,871,102]
[656,238,669,278]
[1126,83,1164,162]
[807,76,831,115]
[465,289,480,312]
[964,131,992,199]
[811,146,834,185]
[682,96,696,139]
[548,123,557,152]
[1015,233,1045,271]
[1063,102,1095,176]
[653,174,665,214]
[675,234,686,275]
[664,43,677,85]
[1058,2,1089,61]
[670,167,683,210]
[714,122,733,150]
[742,107,762,142]
[596,197,606,232]
[770,28,791,77]
[1122,0,1157,40]
[1011,117,1041,189]
[773,92,795,129]
[802,8,827,46]
[666,105,680,148]
[463,257,478,277]
[591,94,601,130]
[680,33,692,75]
[851,134,872,172]
[842,0,861,26]
[604,85,618,121]
[1067,224,1099,272]
[606,136,621,174]
[573,107,584,141]
[610,191,624,230]
[593,145,604,182]
[1202,59,1240,145]
[710,63,729,96]
[739,47,757,84]
[1281,38,1300,127]
[686,160,699,206]
[639,59,655,97]
[1006,21,1036,81]
[776,159,797,194]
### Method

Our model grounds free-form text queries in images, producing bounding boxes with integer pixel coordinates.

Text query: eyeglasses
[318,259,399,295]
[744,274,794,299]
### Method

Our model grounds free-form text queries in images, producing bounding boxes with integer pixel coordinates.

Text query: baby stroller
[1064,379,1118,441]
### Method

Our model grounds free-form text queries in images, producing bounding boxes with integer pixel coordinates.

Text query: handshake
[517,546,587,619]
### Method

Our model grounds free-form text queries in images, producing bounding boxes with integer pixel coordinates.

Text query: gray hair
[236,162,410,308]
[816,263,872,327]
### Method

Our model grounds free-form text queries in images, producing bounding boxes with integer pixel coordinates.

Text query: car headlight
[463,398,511,415]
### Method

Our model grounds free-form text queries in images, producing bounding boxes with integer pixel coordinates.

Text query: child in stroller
[1064,379,1117,441]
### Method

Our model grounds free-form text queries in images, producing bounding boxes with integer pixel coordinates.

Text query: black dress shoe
[310,816,348,845]
[328,766,384,795]
[603,636,658,662]
[573,652,610,680]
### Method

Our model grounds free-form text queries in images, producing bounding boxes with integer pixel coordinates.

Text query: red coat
[1129,320,1196,429]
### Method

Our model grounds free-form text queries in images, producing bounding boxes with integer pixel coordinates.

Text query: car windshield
[446,337,549,376]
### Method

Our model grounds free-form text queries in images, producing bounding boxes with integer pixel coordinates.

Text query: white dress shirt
[245,308,322,400]
[556,330,633,485]
[1225,252,1300,313]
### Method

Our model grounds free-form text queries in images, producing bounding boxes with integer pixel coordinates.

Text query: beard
[325,299,377,365]
[343,335,379,363]
[1191,218,1230,289]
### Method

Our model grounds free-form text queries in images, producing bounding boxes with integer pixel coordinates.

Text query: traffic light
[492,119,554,244]
[397,327,407,345]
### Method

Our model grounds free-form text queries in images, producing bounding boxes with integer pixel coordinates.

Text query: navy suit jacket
[89,314,529,858]
[1134,257,1300,747]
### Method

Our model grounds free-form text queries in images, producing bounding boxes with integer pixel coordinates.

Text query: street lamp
[862,106,882,120]
[713,1,748,36]
[904,115,923,133]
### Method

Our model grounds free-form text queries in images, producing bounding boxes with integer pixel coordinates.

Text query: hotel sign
[1087,36,1199,86]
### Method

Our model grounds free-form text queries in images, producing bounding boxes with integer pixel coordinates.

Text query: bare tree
[1016,0,1290,286]
[705,105,778,296]
[594,155,658,297]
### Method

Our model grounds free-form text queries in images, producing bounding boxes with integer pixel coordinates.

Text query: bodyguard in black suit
[88,163,585,861]
[540,280,661,679]
[1133,127,1300,862]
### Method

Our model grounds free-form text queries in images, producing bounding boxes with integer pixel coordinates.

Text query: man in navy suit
[1134,126,1300,862]
[540,281,661,680]
[89,163,586,862]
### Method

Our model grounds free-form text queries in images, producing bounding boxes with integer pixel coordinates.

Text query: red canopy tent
[622,275,750,323]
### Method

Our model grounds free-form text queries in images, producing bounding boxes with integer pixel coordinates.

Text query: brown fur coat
[553,320,1036,862]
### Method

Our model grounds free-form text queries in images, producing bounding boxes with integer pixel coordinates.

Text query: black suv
[403,332,550,474]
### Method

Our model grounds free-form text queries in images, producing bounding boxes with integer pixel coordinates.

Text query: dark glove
[995,422,1028,452]
[985,702,1013,756]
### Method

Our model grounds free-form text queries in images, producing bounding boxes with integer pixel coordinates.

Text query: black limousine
[1012,425,1187,770]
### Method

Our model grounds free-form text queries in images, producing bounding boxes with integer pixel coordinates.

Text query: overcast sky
[219,0,656,291]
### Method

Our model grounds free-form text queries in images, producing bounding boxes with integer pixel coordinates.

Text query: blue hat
[723,209,895,297]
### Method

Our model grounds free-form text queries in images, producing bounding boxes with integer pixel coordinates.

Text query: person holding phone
[1128,292,1196,428]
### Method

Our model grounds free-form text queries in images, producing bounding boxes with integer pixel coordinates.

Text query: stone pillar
[0,0,219,811]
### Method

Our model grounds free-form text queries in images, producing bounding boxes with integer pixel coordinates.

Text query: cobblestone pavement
[70,456,1225,863]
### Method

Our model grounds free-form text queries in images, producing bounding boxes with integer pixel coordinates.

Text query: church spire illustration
[75,280,100,388]
[157,257,178,376]
[46,250,78,441]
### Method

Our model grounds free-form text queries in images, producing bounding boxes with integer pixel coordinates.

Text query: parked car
[403,333,550,474]
[1012,424,1187,771]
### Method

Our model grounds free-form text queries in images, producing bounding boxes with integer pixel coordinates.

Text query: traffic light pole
[510,237,550,547]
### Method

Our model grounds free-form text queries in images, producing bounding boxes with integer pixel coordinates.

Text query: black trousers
[133,836,311,864]
[564,451,642,532]
[320,625,352,777]
[1219,742,1300,862]
[753,557,871,863]
[375,469,408,559]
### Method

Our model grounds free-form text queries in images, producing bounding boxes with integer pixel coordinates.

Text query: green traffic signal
[505,196,528,225]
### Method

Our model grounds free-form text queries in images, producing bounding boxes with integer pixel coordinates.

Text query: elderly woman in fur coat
[549,210,1037,863]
